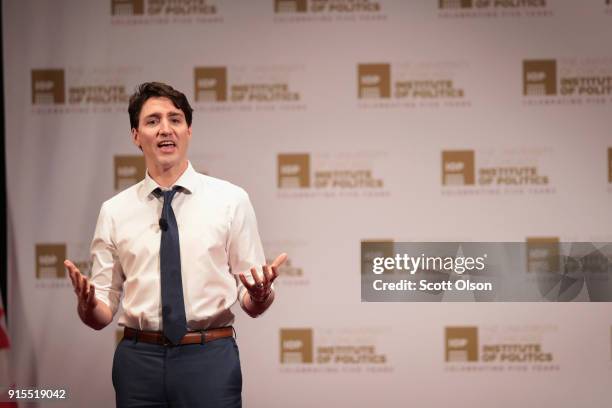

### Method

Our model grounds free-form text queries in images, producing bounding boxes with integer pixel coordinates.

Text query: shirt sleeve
[225,189,269,314]
[89,202,124,316]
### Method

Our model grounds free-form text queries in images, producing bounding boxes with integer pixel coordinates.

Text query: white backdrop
[4,0,612,407]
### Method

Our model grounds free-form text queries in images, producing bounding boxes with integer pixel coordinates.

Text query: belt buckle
[162,335,173,347]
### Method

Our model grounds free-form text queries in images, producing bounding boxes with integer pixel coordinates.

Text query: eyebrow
[142,111,185,119]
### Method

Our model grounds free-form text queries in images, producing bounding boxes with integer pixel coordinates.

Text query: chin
[160,156,185,167]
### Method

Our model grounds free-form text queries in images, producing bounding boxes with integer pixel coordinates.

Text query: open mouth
[157,140,176,153]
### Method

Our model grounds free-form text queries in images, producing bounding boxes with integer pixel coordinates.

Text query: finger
[252,266,263,287]
[73,272,83,294]
[87,284,96,306]
[65,260,79,287]
[84,280,94,304]
[80,276,89,300]
[77,275,84,298]
[68,268,78,289]
[64,259,75,270]
[238,273,253,290]
[269,266,279,283]
[64,259,81,275]
[271,253,288,268]
[262,265,273,284]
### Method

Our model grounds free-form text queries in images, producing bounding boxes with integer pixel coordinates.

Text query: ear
[131,128,142,151]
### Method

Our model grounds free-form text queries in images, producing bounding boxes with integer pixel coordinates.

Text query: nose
[158,118,172,135]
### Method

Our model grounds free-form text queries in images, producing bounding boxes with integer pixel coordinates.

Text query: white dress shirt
[89,161,267,331]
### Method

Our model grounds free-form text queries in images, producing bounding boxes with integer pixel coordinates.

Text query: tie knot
[155,187,180,204]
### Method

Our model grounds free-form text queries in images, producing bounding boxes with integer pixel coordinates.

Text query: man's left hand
[239,253,287,303]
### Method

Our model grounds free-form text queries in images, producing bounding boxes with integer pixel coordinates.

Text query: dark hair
[128,82,193,129]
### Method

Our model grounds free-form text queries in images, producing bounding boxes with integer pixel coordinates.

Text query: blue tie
[158,187,187,345]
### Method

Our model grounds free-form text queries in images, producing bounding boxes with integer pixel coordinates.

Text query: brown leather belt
[123,326,234,346]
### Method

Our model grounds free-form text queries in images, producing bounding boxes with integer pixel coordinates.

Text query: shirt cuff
[239,287,275,318]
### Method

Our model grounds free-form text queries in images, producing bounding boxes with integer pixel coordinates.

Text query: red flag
[0,295,17,407]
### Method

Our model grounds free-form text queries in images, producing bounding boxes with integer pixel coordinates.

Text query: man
[64,82,286,408]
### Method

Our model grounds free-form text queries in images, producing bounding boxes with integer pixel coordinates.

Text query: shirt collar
[142,161,198,198]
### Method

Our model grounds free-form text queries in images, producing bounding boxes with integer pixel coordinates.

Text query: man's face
[131,97,192,170]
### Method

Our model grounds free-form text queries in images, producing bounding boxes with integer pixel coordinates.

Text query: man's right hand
[65,259,112,330]
[65,259,98,314]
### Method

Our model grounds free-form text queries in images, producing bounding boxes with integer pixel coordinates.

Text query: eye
[146,118,158,126]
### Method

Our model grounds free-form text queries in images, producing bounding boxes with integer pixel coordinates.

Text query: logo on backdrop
[193,65,306,112]
[358,64,391,98]
[276,151,390,198]
[114,155,146,191]
[31,70,65,104]
[439,0,472,8]
[278,154,310,188]
[35,243,91,288]
[274,0,381,13]
[279,327,393,374]
[275,0,307,12]
[445,326,478,362]
[523,58,612,106]
[30,67,137,114]
[194,67,227,102]
[273,0,387,23]
[361,241,394,275]
[280,328,313,363]
[526,239,612,302]
[526,237,560,273]
[445,325,559,372]
[438,0,552,18]
[110,0,221,24]
[111,0,144,15]
[440,148,555,195]
[357,62,471,109]
[523,60,557,96]
[441,150,475,186]
[36,244,66,279]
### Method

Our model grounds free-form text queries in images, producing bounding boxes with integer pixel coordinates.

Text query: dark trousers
[112,336,242,408]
